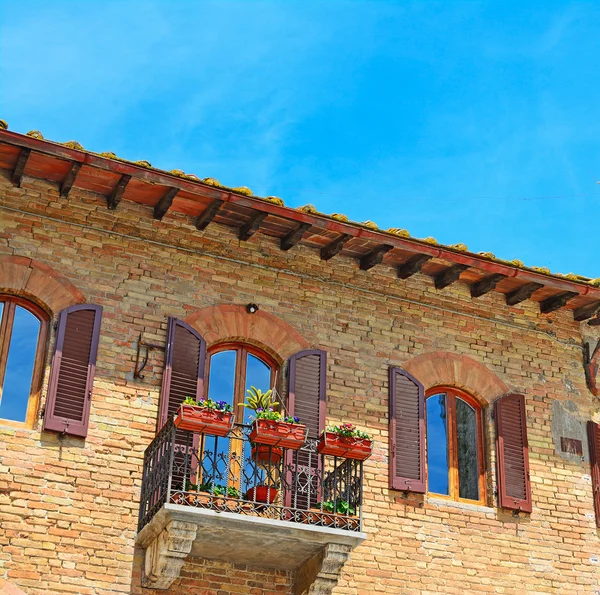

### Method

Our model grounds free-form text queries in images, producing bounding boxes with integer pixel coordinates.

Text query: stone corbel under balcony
[136,503,366,593]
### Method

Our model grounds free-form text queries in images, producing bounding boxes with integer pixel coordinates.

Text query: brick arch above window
[402,351,509,404]
[0,255,85,314]
[184,304,309,361]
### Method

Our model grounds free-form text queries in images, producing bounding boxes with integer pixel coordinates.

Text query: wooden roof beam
[281,223,311,251]
[320,233,352,261]
[470,273,507,298]
[360,244,394,271]
[153,187,180,220]
[60,162,82,198]
[11,148,31,187]
[239,212,267,241]
[505,282,544,306]
[589,315,600,326]
[397,254,432,279]
[574,301,600,322]
[107,174,131,210]
[195,198,224,231]
[540,291,578,314]
[434,264,469,290]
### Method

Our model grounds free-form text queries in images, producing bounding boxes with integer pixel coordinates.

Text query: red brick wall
[0,170,599,594]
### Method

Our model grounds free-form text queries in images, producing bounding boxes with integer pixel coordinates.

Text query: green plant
[185,480,197,491]
[211,484,240,498]
[322,500,356,515]
[181,396,233,413]
[243,386,278,412]
[327,423,371,440]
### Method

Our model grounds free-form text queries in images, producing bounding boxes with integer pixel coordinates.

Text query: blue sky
[0,1,598,277]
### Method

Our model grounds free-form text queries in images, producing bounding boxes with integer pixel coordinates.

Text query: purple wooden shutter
[389,367,426,493]
[288,349,327,438]
[495,393,532,513]
[158,317,206,429]
[588,421,600,528]
[43,304,102,438]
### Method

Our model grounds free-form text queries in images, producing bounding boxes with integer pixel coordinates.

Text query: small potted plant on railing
[244,387,307,452]
[174,396,234,436]
[317,423,373,460]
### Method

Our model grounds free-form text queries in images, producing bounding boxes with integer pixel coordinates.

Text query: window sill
[426,496,495,515]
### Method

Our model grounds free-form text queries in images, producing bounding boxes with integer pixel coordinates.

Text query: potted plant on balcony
[244,387,307,452]
[317,423,373,460]
[245,484,279,504]
[174,396,234,436]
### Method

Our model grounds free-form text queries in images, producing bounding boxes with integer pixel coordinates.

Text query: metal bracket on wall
[134,333,163,380]
[583,339,600,397]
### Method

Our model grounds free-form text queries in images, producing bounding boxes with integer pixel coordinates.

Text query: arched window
[0,296,49,427]
[205,344,278,423]
[426,387,485,503]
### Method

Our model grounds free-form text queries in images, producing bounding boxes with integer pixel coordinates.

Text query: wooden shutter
[389,367,425,492]
[158,317,206,429]
[495,393,532,513]
[43,304,103,438]
[588,421,600,528]
[288,349,327,438]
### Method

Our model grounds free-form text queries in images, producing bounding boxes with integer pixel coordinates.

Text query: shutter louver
[159,317,206,429]
[43,304,102,438]
[287,349,326,510]
[495,393,532,513]
[588,421,600,528]
[389,367,425,492]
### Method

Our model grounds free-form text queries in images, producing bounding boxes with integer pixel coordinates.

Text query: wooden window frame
[205,343,278,418]
[0,295,49,429]
[425,386,486,505]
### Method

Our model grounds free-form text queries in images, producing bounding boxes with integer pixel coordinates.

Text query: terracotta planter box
[317,431,373,460]
[245,485,279,504]
[251,444,283,464]
[174,404,234,437]
[249,419,307,450]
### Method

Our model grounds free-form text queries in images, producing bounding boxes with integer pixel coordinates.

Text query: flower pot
[251,444,283,464]
[317,431,373,460]
[249,419,307,450]
[174,404,234,436]
[245,486,279,504]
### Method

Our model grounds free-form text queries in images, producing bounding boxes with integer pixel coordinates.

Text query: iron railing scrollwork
[138,418,364,533]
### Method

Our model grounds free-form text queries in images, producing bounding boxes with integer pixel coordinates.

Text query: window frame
[0,295,49,429]
[205,342,279,421]
[425,386,486,505]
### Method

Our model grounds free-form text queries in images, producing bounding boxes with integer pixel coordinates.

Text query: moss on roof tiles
[26,130,44,139]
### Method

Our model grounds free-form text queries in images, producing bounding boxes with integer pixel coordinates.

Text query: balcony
[136,419,366,591]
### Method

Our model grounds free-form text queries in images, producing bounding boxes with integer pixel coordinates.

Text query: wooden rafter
[11,148,31,187]
[590,315,600,327]
[574,301,600,322]
[540,291,578,314]
[60,162,82,198]
[320,234,352,261]
[195,199,224,231]
[360,244,394,271]
[584,339,600,396]
[434,264,469,290]
[153,188,180,220]
[107,174,131,210]
[281,223,311,251]
[470,274,507,298]
[505,282,544,306]
[397,254,432,280]
[239,212,267,241]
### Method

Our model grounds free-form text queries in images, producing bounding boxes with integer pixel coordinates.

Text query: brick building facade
[0,124,599,594]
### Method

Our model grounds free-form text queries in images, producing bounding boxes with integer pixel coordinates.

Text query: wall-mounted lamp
[246,303,259,314]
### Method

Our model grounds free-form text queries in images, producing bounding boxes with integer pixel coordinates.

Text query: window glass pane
[426,394,449,495]
[207,350,237,407]
[456,397,479,500]
[243,354,272,424]
[0,306,40,422]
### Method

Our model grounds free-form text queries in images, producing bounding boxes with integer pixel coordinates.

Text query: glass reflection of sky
[207,350,236,406]
[243,354,271,424]
[0,306,40,422]
[456,398,479,500]
[426,394,449,495]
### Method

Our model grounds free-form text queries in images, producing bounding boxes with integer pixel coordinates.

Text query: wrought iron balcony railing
[138,418,364,533]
